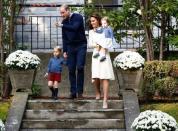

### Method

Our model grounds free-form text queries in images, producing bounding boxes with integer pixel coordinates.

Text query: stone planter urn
[8,69,35,94]
[117,69,143,94]
[113,51,145,95]
[5,50,40,94]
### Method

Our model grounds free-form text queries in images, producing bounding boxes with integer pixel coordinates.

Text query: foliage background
[142,60,178,99]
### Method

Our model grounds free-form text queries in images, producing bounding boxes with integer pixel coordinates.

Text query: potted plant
[5,50,40,94]
[131,110,178,131]
[113,50,145,93]
[0,119,5,131]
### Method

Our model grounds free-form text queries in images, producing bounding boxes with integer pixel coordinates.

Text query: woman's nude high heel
[103,100,108,109]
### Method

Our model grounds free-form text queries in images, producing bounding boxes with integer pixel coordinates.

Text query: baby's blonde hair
[101,16,110,25]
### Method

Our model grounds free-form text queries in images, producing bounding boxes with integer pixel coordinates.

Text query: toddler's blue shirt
[95,26,114,38]
[47,56,66,73]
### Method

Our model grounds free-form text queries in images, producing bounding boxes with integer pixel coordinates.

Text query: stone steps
[24,109,124,119]
[20,99,125,130]
[27,99,124,110]
[21,119,125,129]
[21,128,126,131]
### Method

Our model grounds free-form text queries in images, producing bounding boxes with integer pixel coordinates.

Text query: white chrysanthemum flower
[5,50,40,70]
[131,110,178,131]
[129,7,135,12]
[0,119,5,131]
[137,9,142,15]
[113,51,145,70]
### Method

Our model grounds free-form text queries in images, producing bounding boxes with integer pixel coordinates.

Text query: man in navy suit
[57,4,87,99]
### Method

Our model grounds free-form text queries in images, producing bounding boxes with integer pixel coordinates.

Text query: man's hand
[63,52,68,59]
[55,21,63,27]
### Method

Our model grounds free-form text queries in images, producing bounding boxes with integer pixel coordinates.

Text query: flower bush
[5,50,40,70]
[131,110,178,131]
[113,50,145,70]
[0,119,5,131]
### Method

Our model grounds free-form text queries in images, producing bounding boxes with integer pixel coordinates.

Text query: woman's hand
[63,52,68,59]
[94,44,100,48]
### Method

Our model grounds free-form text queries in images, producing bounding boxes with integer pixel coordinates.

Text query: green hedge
[141,61,178,99]
[0,64,2,96]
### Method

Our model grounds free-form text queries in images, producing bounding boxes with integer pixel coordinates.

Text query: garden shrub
[141,80,156,100]
[0,64,3,96]
[155,61,171,78]
[143,61,157,79]
[155,77,176,98]
[31,83,41,96]
[142,61,178,99]
[170,61,178,77]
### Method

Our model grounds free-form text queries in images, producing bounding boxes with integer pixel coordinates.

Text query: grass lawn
[0,100,10,122]
[140,102,178,122]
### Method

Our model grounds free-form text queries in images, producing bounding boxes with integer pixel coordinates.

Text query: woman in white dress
[88,13,115,109]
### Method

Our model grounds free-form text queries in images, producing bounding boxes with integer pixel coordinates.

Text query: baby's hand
[44,73,48,78]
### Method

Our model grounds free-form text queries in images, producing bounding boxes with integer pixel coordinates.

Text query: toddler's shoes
[100,56,106,62]
[93,52,100,58]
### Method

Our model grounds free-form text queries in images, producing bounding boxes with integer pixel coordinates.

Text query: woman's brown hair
[88,13,101,29]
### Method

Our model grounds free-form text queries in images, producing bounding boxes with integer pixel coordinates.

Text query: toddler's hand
[44,73,48,78]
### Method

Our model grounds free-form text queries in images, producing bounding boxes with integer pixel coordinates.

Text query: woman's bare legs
[102,79,109,108]
[93,78,101,99]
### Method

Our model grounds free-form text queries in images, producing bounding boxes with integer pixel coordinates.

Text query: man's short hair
[60,4,70,11]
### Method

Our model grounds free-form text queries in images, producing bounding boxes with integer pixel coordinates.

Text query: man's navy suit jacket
[62,13,87,53]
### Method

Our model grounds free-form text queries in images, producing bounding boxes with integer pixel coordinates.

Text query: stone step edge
[20,128,126,131]
[27,99,123,103]
[21,119,125,129]
[25,109,124,112]
[22,118,125,122]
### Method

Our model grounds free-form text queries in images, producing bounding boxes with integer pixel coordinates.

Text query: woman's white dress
[88,29,115,80]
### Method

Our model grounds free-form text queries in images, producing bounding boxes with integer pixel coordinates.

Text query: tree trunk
[159,12,166,60]
[139,0,154,61]
[9,0,16,52]
[144,25,154,61]
[0,0,4,96]
[0,0,3,53]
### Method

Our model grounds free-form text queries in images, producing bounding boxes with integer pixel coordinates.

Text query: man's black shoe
[54,96,58,100]
[78,94,83,100]
[69,94,77,99]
